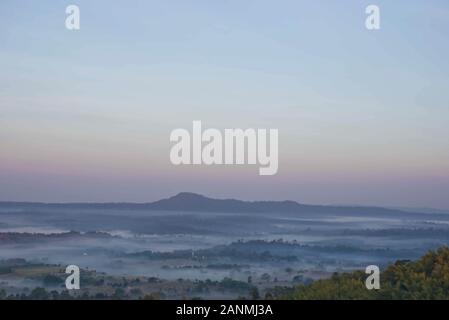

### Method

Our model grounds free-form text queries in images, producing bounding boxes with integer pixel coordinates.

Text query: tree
[250,287,260,300]
[283,247,449,300]
[29,287,49,300]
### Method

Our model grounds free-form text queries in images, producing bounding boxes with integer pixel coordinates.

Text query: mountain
[148,192,335,213]
[0,192,438,218]
[147,192,415,217]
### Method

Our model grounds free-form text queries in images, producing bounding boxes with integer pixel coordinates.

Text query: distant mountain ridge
[146,193,429,217]
[149,192,302,213]
[0,192,436,218]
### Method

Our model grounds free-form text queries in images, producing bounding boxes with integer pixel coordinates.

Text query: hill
[0,192,426,218]
[283,246,449,300]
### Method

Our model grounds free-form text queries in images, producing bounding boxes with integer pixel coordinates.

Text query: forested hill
[283,247,449,300]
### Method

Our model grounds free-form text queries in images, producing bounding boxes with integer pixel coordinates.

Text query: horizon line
[1,192,448,212]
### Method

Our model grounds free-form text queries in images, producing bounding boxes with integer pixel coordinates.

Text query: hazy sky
[1,0,449,208]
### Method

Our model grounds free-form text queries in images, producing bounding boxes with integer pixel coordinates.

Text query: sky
[1,0,449,208]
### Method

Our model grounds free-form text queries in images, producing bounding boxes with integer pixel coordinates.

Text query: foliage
[283,247,449,300]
